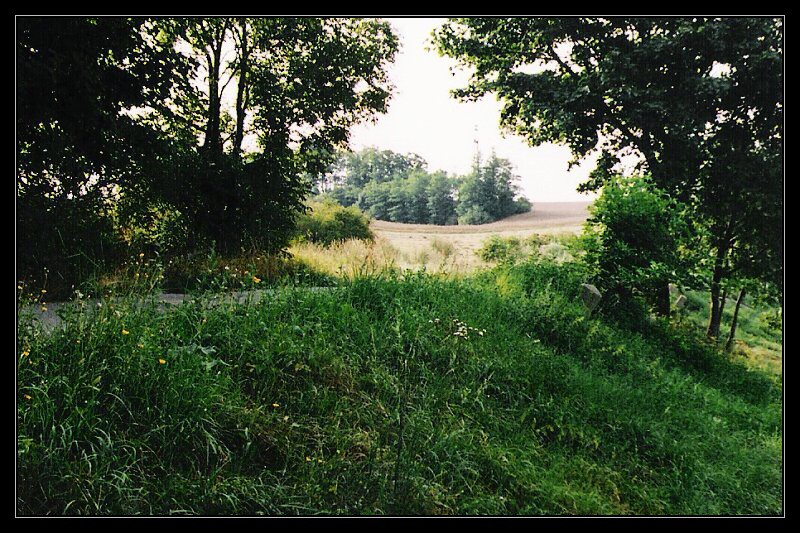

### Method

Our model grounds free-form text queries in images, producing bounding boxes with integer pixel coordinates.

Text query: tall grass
[17,258,782,515]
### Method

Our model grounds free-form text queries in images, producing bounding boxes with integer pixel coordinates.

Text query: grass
[289,236,465,277]
[17,257,782,515]
[680,290,783,376]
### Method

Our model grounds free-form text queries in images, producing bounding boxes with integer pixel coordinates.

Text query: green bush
[477,236,523,264]
[581,176,688,314]
[294,199,374,247]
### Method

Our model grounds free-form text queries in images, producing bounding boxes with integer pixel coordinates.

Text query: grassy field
[367,202,590,273]
[17,203,783,516]
[17,255,782,515]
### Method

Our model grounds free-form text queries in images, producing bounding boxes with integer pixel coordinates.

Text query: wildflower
[21,350,29,357]
[158,359,166,365]
[283,415,289,422]
[272,403,280,408]
[40,306,47,312]
[137,343,145,349]
[23,394,32,400]
[305,456,312,462]
[252,276,262,284]
[122,329,130,335]
[139,253,144,258]
[41,289,46,294]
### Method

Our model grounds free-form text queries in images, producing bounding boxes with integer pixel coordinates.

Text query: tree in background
[434,17,782,332]
[426,172,458,225]
[314,146,530,226]
[457,151,531,225]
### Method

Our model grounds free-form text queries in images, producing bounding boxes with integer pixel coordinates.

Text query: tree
[146,18,399,253]
[426,172,457,225]
[456,150,530,224]
[434,17,783,332]
[17,17,190,291]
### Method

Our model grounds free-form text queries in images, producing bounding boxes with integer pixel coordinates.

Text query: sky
[349,18,599,203]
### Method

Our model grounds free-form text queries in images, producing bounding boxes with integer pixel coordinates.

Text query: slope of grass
[17,261,782,515]
[681,290,783,376]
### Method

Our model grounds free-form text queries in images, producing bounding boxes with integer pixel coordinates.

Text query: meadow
[17,212,783,515]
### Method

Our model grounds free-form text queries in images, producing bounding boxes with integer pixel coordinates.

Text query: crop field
[365,202,591,273]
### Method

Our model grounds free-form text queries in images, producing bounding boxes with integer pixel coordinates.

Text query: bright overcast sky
[349,17,598,203]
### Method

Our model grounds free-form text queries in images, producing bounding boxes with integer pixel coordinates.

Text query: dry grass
[369,202,591,274]
[290,203,592,277]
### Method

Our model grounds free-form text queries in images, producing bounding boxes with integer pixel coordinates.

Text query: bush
[581,176,688,314]
[294,199,374,247]
[477,236,523,264]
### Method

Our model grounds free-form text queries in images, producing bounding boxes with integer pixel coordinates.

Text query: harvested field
[370,201,591,272]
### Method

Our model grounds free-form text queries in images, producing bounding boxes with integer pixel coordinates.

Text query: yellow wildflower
[23,394,32,400]
[21,350,29,357]
[272,403,280,408]
[158,359,166,365]
[40,306,47,312]
[252,276,261,284]
[122,329,130,335]
[305,456,312,462]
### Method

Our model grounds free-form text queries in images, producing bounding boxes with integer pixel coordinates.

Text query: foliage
[17,17,189,296]
[477,236,523,264]
[581,176,689,314]
[457,151,531,224]
[294,199,374,247]
[314,147,530,225]
[17,17,399,293]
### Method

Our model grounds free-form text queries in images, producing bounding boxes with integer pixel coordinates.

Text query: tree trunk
[719,287,729,321]
[725,288,746,351]
[706,244,728,338]
[655,281,670,317]
[203,29,225,158]
[233,23,249,156]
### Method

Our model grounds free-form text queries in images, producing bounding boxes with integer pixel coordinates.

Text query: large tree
[17,17,190,291]
[434,17,783,332]
[134,18,399,253]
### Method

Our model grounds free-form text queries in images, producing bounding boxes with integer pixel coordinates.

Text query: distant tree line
[314,147,531,225]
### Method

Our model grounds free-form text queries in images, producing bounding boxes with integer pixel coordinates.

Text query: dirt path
[18,288,332,330]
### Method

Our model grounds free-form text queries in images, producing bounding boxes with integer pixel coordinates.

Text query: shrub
[581,176,688,314]
[294,199,374,247]
[477,236,523,264]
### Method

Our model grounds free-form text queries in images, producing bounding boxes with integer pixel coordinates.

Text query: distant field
[370,202,592,273]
